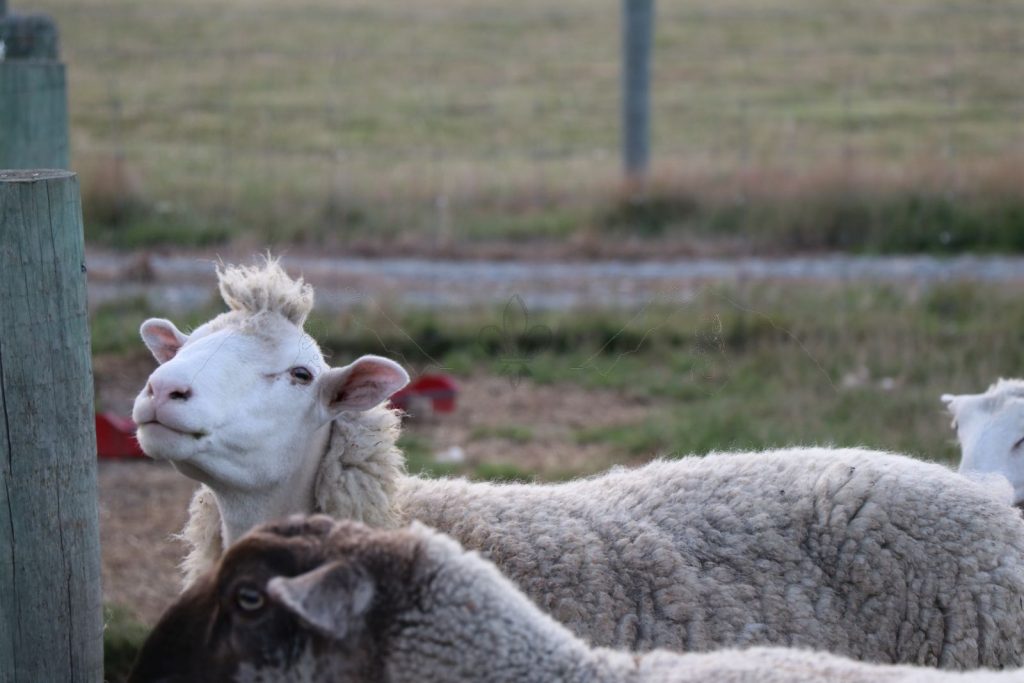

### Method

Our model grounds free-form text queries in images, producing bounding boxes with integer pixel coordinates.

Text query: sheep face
[944,386,1024,505]
[132,312,408,493]
[128,517,404,683]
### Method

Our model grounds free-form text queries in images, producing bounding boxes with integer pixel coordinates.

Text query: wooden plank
[0,169,102,683]
[0,62,69,169]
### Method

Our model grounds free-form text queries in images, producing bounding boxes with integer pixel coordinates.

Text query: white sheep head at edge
[131,257,410,547]
[943,378,1024,508]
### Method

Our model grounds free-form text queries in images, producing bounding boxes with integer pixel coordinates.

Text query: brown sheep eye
[289,367,313,384]
[235,585,266,612]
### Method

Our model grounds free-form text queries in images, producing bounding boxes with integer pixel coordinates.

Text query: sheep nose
[147,378,193,405]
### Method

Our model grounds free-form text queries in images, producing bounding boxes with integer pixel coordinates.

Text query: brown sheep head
[127,515,420,683]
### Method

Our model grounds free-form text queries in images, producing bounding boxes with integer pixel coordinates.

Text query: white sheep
[127,516,1018,683]
[943,379,1024,509]
[134,258,1024,667]
[131,258,410,578]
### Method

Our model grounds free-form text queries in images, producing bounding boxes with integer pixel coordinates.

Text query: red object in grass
[389,373,458,415]
[96,413,146,459]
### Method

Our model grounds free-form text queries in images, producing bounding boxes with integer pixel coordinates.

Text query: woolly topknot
[978,378,1024,412]
[987,378,1024,397]
[216,256,314,327]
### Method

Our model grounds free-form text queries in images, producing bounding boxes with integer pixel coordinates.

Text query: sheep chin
[171,459,218,487]
[136,423,210,462]
[233,642,341,683]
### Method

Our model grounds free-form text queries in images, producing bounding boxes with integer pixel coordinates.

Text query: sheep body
[629,648,1014,682]
[397,449,1024,666]
[130,518,1023,683]
[183,432,1024,667]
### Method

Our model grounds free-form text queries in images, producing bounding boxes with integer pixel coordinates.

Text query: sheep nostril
[169,388,192,401]
[146,382,155,397]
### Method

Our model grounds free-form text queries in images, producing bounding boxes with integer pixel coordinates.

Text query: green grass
[601,182,1024,254]
[469,425,535,444]
[32,0,1024,250]
[400,433,535,482]
[90,298,222,355]
[399,434,457,479]
[93,280,1024,469]
[103,604,149,683]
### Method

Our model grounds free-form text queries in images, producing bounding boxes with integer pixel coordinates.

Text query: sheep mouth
[139,420,208,441]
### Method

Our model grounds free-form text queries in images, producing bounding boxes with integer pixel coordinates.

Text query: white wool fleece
[184,439,1024,669]
[179,403,404,584]
[340,523,1022,683]
[627,648,1017,683]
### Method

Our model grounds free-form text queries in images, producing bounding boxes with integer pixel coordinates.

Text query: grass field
[32,0,1024,250]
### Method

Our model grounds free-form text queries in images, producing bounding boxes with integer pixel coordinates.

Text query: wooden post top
[0,12,60,59]
[0,169,74,182]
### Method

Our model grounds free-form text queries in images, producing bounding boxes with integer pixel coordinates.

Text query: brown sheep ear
[266,562,375,640]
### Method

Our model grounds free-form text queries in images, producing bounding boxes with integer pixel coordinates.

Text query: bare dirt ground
[407,374,654,475]
[99,461,194,624]
[96,359,650,624]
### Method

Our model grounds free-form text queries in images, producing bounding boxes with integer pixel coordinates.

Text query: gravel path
[86,250,1024,312]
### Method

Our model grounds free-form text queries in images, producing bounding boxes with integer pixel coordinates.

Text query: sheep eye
[1013,436,1024,452]
[235,585,266,612]
[289,367,314,384]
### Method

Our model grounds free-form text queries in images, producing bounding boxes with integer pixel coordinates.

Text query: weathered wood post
[0,3,68,169]
[0,170,103,683]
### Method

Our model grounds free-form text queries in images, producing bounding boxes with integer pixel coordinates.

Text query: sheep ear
[266,562,374,640]
[941,394,962,413]
[318,355,410,419]
[140,318,189,364]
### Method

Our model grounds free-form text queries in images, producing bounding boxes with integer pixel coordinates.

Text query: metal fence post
[622,0,654,183]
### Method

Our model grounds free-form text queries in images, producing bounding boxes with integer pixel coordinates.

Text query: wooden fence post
[0,7,60,60]
[0,5,67,169]
[0,169,103,683]
[0,62,68,169]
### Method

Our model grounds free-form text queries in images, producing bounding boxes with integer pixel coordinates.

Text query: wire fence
[31,0,1024,246]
